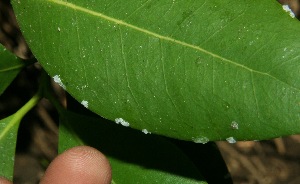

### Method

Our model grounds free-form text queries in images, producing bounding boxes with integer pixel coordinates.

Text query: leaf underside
[12,0,300,141]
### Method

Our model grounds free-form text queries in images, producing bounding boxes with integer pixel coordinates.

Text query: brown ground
[1,0,300,183]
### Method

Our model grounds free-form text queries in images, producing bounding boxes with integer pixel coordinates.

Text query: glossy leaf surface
[59,110,207,183]
[12,0,300,141]
[0,44,24,96]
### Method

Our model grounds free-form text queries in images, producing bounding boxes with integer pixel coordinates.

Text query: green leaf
[0,44,24,96]
[12,0,300,141]
[59,110,207,184]
[0,94,40,180]
[170,140,232,184]
[0,116,19,180]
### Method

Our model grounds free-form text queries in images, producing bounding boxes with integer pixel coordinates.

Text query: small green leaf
[0,116,19,180]
[0,44,25,96]
[59,110,207,184]
[0,93,40,180]
[12,0,300,141]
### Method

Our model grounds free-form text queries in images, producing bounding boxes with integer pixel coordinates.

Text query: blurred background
[1,0,300,183]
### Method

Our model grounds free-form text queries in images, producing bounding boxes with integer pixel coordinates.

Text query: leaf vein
[74,12,90,92]
[267,54,300,74]
[159,41,180,114]
[48,0,300,92]
[170,1,207,37]
[119,27,144,122]
[251,72,259,118]
[0,64,23,73]
[124,0,152,20]
[201,10,245,45]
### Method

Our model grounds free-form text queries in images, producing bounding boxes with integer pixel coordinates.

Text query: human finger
[0,177,12,184]
[40,146,111,184]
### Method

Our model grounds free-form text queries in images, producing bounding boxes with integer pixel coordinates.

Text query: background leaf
[0,43,25,180]
[0,115,20,180]
[0,44,24,96]
[59,109,208,184]
[170,140,232,184]
[12,0,300,141]
[0,93,40,180]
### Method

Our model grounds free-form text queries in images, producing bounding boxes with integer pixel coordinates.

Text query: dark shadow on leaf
[58,94,232,183]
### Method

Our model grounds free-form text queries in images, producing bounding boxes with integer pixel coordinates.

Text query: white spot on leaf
[115,118,130,127]
[58,27,61,32]
[193,136,209,144]
[282,5,295,18]
[231,121,239,130]
[142,129,151,134]
[226,137,236,144]
[81,100,88,108]
[53,75,66,89]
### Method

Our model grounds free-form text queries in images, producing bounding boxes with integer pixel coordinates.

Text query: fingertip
[0,177,12,184]
[41,146,111,184]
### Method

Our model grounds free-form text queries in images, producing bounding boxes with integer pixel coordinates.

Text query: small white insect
[192,136,209,144]
[81,100,88,108]
[282,5,295,18]
[115,118,130,127]
[142,129,151,134]
[226,137,236,144]
[231,121,239,130]
[53,75,66,89]
[58,27,61,32]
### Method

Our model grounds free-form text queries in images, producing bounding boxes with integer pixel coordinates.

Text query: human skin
[0,146,112,184]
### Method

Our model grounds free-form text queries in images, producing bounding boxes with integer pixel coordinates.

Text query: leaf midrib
[47,0,299,92]
[0,93,40,141]
[0,64,23,73]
